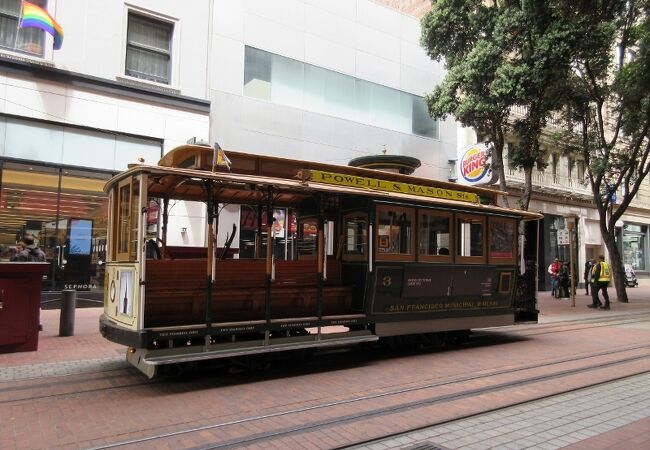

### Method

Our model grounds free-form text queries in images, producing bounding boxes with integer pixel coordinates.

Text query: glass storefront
[541,215,579,291]
[622,224,647,272]
[0,160,113,304]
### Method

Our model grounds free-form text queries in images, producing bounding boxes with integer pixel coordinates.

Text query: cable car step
[132,331,378,367]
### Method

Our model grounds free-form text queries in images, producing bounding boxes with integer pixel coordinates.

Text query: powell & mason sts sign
[304,170,479,203]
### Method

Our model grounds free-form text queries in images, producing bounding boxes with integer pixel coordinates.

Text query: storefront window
[0,161,111,296]
[623,225,647,271]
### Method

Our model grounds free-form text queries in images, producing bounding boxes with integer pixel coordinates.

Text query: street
[1,283,650,450]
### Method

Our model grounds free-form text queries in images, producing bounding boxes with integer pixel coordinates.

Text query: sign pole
[567,220,576,307]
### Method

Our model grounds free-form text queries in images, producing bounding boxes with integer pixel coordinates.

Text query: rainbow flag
[20,1,64,50]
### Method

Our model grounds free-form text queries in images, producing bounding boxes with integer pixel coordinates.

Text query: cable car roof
[106,145,542,220]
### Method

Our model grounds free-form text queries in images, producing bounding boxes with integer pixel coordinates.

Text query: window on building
[376,205,414,261]
[0,0,46,55]
[551,153,559,182]
[243,46,439,139]
[623,224,647,271]
[0,162,112,294]
[125,13,173,84]
[456,214,485,263]
[576,160,585,181]
[418,210,451,262]
[244,47,272,100]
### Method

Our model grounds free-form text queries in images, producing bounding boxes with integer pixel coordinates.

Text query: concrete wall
[208,0,456,180]
[52,0,210,99]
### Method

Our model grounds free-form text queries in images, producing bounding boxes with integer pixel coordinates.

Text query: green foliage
[420,0,615,209]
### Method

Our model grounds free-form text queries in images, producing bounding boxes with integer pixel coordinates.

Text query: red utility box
[0,262,49,353]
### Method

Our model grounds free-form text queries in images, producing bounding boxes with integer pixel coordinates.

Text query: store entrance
[0,161,112,307]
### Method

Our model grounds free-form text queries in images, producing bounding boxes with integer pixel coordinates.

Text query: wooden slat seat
[143,258,353,327]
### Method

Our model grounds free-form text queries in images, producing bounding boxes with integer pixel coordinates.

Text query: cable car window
[117,183,130,255]
[343,212,367,261]
[376,205,414,261]
[489,217,516,264]
[456,214,486,264]
[114,176,140,261]
[418,210,452,262]
[298,217,318,259]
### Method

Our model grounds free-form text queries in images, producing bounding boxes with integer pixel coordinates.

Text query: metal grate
[402,442,450,450]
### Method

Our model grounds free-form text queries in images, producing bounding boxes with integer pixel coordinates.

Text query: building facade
[374,0,650,285]
[0,0,456,301]
[0,0,211,301]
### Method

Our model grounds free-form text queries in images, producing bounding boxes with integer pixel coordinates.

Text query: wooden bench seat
[143,258,353,327]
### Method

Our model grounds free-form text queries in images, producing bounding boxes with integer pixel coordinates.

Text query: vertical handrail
[137,174,147,330]
[161,196,169,257]
[264,187,273,345]
[317,213,324,341]
[205,180,214,329]
[368,224,373,273]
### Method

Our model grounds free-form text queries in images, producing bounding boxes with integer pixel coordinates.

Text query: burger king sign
[457,143,494,185]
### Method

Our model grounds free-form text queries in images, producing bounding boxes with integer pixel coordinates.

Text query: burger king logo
[460,145,489,183]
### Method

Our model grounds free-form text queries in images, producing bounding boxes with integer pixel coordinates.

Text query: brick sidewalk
[0,306,126,372]
[536,278,650,323]
[1,280,649,376]
[0,282,649,449]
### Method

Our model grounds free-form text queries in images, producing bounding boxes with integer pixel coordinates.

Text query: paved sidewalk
[350,372,650,450]
[1,280,649,381]
[346,279,650,450]
[0,307,127,381]
[2,280,648,374]
[536,278,650,323]
[0,280,649,450]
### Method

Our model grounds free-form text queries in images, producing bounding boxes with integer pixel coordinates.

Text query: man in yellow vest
[588,254,611,310]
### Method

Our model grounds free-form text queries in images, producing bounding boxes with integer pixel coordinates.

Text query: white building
[0,0,456,300]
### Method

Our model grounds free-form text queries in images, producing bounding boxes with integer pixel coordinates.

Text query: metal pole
[264,187,273,345]
[59,289,76,336]
[568,219,576,307]
[205,181,214,328]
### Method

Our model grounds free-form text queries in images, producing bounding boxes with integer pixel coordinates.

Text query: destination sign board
[307,170,479,204]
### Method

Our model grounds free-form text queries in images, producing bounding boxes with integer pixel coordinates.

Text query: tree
[420,1,512,206]
[554,0,650,302]
[420,0,582,210]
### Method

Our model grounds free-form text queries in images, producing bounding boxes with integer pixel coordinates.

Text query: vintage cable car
[100,144,541,377]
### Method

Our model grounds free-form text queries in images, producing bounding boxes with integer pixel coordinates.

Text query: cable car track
[1,312,649,403]
[81,345,650,450]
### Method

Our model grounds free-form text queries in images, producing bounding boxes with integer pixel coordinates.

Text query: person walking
[588,254,611,310]
[548,257,561,297]
[9,242,25,261]
[583,259,593,295]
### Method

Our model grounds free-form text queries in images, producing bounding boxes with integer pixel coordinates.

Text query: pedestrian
[559,262,570,297]
[9,242,26,261]
[548,257,561,297]
[588,254,611,310]
[583,259,593,295]
[14,234,46,262]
